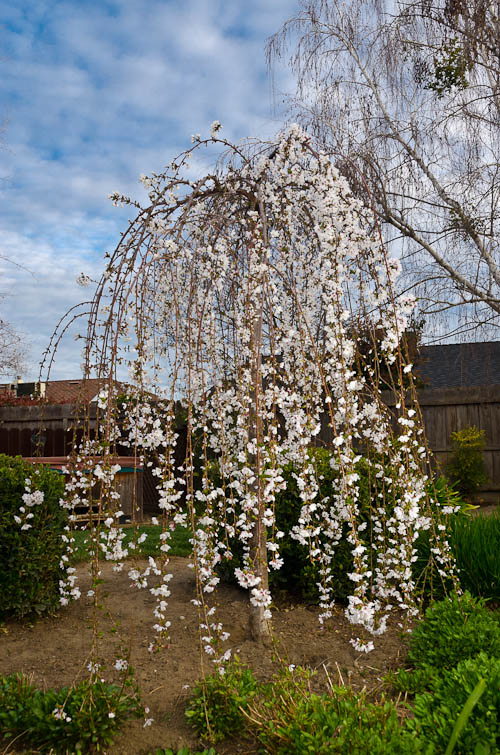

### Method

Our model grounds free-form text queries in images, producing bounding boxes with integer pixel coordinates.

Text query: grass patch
[71,524,192,563]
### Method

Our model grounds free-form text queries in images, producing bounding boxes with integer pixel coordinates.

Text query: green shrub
[407,591,500,671]
[185,658,259,742]
[0,673,142,753]
[0,454,68,618]
[385,665,440,696]
[408,652,500,753]
[447,425,488,497]
[254,668,421,754]
[151,749,217,755]
[218,448,393,604]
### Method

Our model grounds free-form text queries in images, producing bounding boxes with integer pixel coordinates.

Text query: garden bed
[0,557,409,754]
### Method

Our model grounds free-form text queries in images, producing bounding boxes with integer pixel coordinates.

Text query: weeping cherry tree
[60,124,457,658]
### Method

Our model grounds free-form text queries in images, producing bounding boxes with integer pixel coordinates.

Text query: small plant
[447,426,488,498]
[0,673,142,753]
[0,454,68,618]
[385,665,440,695]
[408,652,500,753]
[407,591,500,671]
[150,749,217,755]
[185,658,259,742]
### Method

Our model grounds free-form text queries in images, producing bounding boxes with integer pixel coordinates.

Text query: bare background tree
[0,312,27,379]
[0,109,29,379]
[268,0,500,341]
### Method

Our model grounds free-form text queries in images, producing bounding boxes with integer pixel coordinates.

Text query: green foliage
[185,662,426,754]
[150,749,217,755]
[428,475,471,515]
[385,666,440,696]
[0,454,68,619]
[269,447,369,603]
[425,38,471,97]
[408,653,500,753]
[185,658,259,742]
[218,448,394,604]
[449,512,500,601]
[444,677,488,755]
[0,673,142,753]
[447,426,488,497]
[414,504,500,602]
[252,667,421,754]
[407,592,500,671]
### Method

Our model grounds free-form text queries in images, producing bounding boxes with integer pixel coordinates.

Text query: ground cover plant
[184,594,500,753]
[0,672,142,753]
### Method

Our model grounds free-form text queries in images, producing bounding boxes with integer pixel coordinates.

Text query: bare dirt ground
[0,558,410,754]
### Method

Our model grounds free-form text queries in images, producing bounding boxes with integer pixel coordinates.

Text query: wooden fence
[1,386,499,507]
[382,385,500,498]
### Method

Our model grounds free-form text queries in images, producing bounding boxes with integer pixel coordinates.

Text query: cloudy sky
[0,0,298,380]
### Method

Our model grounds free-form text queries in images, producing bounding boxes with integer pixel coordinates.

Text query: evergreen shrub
[0,454,67,618]
[407,591,500,671]
[218,448,384,603]
[409,653,500,753]
[0,673,142,753]
[447,425,488,497]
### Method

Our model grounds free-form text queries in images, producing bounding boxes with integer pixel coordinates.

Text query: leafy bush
[407,591,500,671]
[0,454,68,618]
[0,673,142,753]
[185,658,259,742]
[408,652,500,753]
[151,749,217,755]
[447,425,488,497]
[252,667,421,754]
[218,448,391,604]
[385,666,440,696]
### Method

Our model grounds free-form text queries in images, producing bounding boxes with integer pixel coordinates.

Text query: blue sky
[0,0,297,379]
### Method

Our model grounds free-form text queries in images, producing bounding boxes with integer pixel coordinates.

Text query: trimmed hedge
[0,454,68,618]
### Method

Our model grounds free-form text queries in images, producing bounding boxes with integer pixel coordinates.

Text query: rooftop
[417,342,500,389]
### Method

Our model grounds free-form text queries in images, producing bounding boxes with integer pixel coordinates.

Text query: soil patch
[1,558,409,754]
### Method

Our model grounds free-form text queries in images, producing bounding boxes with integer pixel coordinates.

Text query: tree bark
[247,202,272,643]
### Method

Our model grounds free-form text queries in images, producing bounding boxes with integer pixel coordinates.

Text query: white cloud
[0,0,298,380]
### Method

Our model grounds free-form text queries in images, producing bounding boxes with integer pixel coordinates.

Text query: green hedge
[0,454,68,618]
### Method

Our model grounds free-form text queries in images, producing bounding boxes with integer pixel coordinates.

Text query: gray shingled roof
[417,342,500,388]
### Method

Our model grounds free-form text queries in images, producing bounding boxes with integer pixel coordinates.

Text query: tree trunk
[247,213,272,643]
[248,508,272,642]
